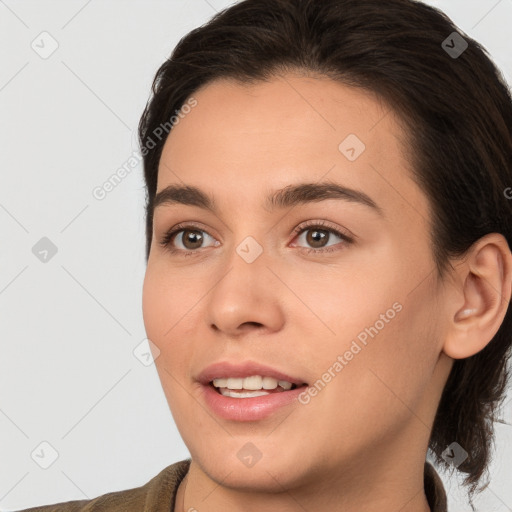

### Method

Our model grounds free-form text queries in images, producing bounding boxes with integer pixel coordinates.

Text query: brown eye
[292,222,352,254]
[159,223,218,254]
[305,228,329,248]
[180,229,204,250]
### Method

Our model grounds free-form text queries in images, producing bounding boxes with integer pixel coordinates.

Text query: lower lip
[200,383,308,422]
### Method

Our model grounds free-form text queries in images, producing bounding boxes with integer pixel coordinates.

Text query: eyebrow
[153,181,384,216]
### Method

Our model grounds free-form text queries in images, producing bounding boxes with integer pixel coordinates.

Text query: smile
[211,375,296,397]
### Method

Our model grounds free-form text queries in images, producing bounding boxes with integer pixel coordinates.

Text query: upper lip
[196,361,308,386]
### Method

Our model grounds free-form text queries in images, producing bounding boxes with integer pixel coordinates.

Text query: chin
[190,449,309,493]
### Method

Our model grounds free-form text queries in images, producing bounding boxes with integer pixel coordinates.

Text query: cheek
[338,288,440,425]
[142,266,198,372]
[142,264,190,336]
[309,308,435,462]
[142,270,193,413]
[302,256,438,415]
[141,269,166,345]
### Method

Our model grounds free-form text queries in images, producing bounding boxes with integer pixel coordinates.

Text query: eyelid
[159,221,218,249]
[291,219,354,242]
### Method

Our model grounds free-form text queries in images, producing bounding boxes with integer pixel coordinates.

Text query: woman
[15,0,512,510]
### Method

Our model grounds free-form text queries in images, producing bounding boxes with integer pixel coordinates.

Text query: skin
[142,72,512,512]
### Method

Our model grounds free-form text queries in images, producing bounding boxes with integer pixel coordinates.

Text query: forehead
[166,73,400,157]
[157,73,429,229]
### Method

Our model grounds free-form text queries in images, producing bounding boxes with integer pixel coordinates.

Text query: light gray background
[0,1,511,510]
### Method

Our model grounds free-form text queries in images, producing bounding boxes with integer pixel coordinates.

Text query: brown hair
[138,0,512,507]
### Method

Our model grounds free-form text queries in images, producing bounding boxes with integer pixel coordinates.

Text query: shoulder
[10,459,191,512]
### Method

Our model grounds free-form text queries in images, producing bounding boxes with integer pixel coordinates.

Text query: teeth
[243,375,263,390]
[212,375,294,391]
[220,389,270,398]
[278,380,293,391]
[262,376,278,389]
[227,377,243,389]
[212,378,228,388]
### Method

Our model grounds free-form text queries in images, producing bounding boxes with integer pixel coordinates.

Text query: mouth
[197,361,309,398]
[209,376,307,398]
[196,361,310,421]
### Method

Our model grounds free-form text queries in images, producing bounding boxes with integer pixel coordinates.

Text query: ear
[443,233,512,360]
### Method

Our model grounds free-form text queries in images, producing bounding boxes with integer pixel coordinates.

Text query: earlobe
[443,233,512,360]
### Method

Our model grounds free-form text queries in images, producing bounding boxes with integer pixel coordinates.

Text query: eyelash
[158,220,354,257]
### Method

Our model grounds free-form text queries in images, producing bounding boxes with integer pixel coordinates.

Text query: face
[142,72,453,492]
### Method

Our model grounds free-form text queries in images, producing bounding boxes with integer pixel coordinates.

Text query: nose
[205,243,286,338]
